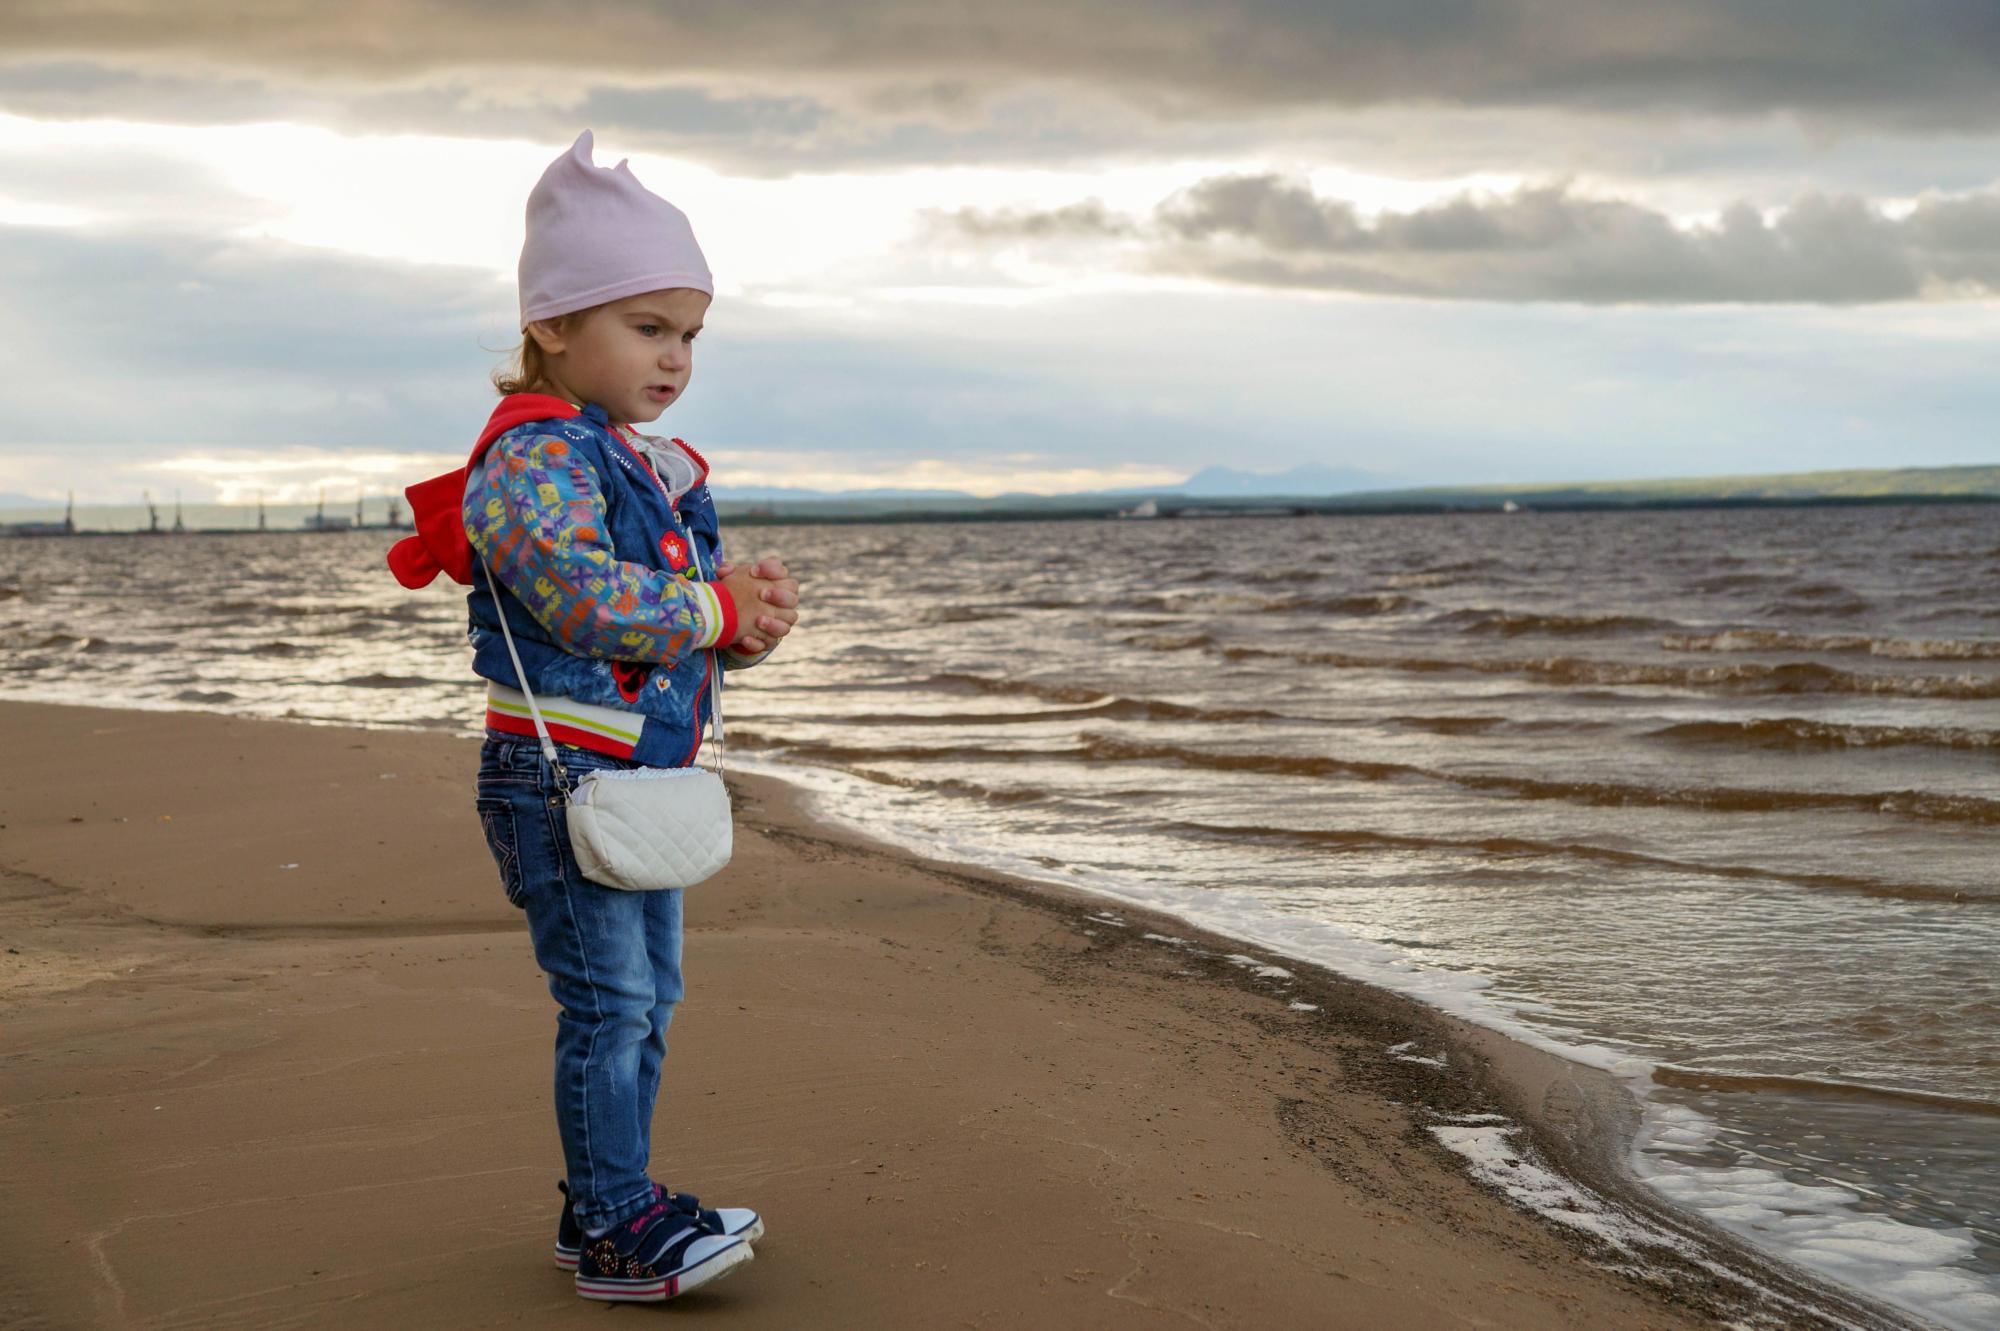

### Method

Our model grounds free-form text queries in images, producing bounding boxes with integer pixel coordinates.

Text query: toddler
[388,129,800,1303]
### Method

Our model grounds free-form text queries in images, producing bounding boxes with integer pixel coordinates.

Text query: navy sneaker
[573,1193,752,1302]
[555,1180,764,1271]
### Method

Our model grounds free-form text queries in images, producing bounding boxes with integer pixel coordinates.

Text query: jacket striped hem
[485,682,643,759]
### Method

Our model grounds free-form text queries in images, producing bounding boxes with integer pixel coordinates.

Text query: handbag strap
[479,555,724,796]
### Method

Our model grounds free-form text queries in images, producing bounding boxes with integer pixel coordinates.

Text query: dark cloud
[947,200,1139,240]
[940,175,2000,303]
[0,58,1170,177]
[4,1,2000,142]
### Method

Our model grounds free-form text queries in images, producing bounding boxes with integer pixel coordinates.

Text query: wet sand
[0,701,1908,1329]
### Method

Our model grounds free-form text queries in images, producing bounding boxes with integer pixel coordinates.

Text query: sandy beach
[0,700,1911,1330]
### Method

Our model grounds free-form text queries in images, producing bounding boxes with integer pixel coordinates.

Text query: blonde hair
[492,304,603,396]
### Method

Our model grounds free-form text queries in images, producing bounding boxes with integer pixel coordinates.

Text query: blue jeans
[475,735,685,1231]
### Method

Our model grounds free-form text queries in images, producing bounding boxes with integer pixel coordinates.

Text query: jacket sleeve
[465,432,739,664]
[721,641,777,671]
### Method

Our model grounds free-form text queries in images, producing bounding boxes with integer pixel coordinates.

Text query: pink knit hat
[517,129,713,329]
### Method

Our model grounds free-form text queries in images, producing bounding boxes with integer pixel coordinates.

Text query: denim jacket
[459,399,766,767]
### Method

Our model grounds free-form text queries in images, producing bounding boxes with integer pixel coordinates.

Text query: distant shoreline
[724,491,2000,525]
[7,490,1996,536]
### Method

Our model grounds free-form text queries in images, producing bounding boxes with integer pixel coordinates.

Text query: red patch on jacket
[658,530,690,571]
[611,660,652,703]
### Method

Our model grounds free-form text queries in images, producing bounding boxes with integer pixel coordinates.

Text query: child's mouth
[645,385,675,402]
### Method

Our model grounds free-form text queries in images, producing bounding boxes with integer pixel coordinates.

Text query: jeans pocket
[475,796,528,908]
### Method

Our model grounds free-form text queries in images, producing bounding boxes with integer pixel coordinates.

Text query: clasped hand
[714,554,801,655]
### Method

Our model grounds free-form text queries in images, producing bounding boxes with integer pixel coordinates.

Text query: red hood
[385,394,579,589]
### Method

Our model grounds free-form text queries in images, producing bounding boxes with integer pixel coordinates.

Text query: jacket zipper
[684,650,714,767]
[612,426,719,768]
[665,436,717,768]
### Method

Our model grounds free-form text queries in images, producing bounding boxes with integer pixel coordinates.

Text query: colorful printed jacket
[386,392,769,767]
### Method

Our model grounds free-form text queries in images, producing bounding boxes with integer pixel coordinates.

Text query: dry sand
[0,701,1907,1330]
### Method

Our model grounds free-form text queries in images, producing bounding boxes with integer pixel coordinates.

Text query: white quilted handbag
[483,559,732,891]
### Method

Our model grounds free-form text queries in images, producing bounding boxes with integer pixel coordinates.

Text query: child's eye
[637,324,660,337]
[682,330,699,344]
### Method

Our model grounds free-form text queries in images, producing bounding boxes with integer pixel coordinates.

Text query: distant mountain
[1177,464,1388,497]
[1365,463,2000,508]
[0,492,55,509]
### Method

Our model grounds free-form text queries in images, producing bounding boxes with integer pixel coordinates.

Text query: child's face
[531,288,711,425]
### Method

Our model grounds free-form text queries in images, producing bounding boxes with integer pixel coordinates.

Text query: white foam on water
[1631,1102,2000,1331]
[1224,953,1294,980]
[737,751,1999,1329]
[1429,1116,1686,1255]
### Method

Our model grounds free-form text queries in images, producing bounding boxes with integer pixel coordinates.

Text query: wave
[1692,572,1778,593]
[1650,1066,2000,1118]
[926,671,1107,705]
[1120,590,1419,616]
[1385,713,1615,738]
[914,606,1014,625]
[731,738,1051,807]
[1235,567,1327,585]
[1433,608,1681,636]
[752,722,2000,827]
[1391,558,1495,579]
[1759,594,1872,618]
[1073,733,2000,826]
[803,693,1285,727]
[922,672,1281,722]
[755,718,2000,827]
[1385,714,1510,735]
[1661,629,2000,660]
[1117,631,1218,653]
[849,767,1050,806]
[1156,819,1984,903]
[1274,592,1421,615]
[1777,580,1859,601]
[1168,566,1350,586]
[337,673,455,689]
[1648,718,2000,752]
[1219,645,2000,699]
[214,599,432,623]
[16,634,156,656]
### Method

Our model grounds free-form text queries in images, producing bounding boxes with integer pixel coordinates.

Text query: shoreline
[749,759,1931,1331]
[0,700,1912,1329]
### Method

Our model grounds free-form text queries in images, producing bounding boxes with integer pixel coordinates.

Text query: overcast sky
[2,2,1996,503]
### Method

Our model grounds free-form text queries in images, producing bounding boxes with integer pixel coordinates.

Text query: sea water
[5,503,1996,1327]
